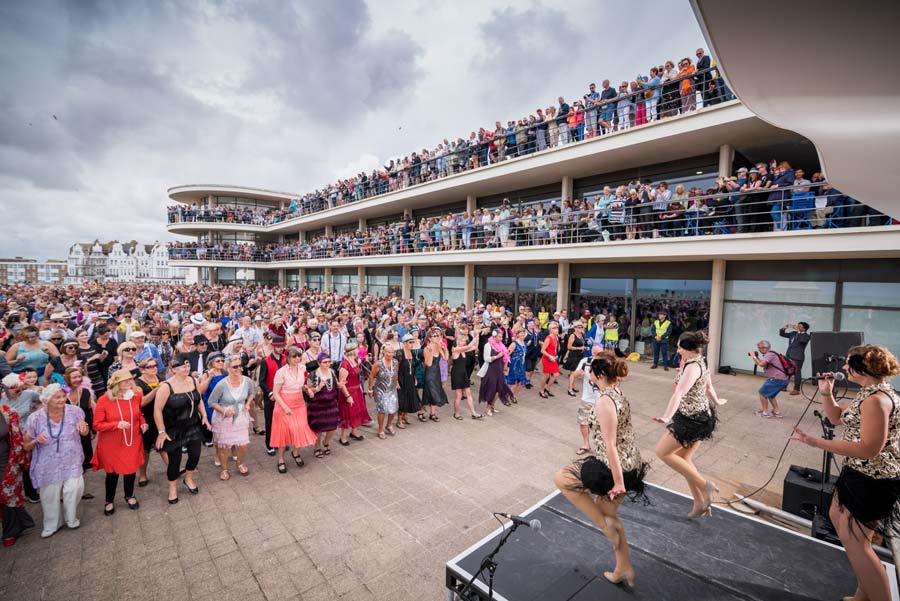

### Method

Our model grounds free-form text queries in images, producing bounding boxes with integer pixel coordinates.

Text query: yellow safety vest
[653,319,671,338]
[604,322,619,341]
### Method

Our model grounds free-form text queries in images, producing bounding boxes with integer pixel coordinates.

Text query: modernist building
[67,240,188,283]
[166,100,900,378]
[0,257,68,286]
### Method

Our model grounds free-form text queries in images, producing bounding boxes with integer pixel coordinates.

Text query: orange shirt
[679,65,695,96]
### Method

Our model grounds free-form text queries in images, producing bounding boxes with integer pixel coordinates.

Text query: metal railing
[167,184,894,264]
[167,66,733,227]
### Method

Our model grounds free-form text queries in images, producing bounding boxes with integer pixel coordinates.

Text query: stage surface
[446,483,898,600]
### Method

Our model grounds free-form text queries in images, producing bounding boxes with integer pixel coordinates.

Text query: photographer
[779,322,810,395]
[748,340,789,418]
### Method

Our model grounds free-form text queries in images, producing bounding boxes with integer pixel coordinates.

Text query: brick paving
[0,363,824,600]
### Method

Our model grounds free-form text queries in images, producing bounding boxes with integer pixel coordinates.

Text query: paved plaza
[1,363,825,600]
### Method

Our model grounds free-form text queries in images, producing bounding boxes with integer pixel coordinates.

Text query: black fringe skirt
[667,409,716,448]
[577,456,650,504]
[835,466,900,529]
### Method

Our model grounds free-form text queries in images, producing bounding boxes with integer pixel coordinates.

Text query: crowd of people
[166,166,889,264]
[1,282,898,601]
[167,49,733,227]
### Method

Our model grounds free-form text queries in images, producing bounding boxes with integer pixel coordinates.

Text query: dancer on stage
[791,345,900,601]
[652,331,724,518]
[554,356,648,589]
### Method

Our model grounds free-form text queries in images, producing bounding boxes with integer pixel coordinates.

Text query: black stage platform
[446,483,898,600]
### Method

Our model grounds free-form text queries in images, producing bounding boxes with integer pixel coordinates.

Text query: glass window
[412,286,441,303]
[442,276,466,291]
[412,275,441,288]
[518,277,558,293]
[443,288,465,307]
[725,280,835,305]
[840,307,900,387]
[576,278,632,295]
[842,282,900,308]
[721,303,834,378]
[484,276,517,292]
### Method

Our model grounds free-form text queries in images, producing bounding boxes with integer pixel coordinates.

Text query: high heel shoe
[603,569,635,589]
[687,506,711,519]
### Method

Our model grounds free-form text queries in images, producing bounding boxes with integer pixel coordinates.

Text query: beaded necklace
[115,397,135,447]
[45,407,65,453]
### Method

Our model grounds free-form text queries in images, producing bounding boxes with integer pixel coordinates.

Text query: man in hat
[131,331,164,377]
[187,335,210,376]
[257,336,287,455]
[524,318,541,388]
[651,311,672,371]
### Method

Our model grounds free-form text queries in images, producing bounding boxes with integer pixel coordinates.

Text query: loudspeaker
[809,331,864,379]
[782,464,837,519]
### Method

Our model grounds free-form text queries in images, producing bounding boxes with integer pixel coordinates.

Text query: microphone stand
[456,521,520,601]
[812,409,837,541]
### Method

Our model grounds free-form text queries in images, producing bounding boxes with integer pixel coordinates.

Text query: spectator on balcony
[646,67,661,121]
[632,80,647,126]
[768,161,795,232]
[584,83,599,137]
[660,61,679,118]
[556,97,570,145]
[678,57,697,113]
[598,80,617,133]
[535,109,548,151]
[650,181,672,237]
[695,48,711,106]
[616,82,633,130]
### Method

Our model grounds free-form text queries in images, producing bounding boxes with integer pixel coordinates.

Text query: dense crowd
[168,49,733,227]
[0,281,674,545]
[167,164,889,264]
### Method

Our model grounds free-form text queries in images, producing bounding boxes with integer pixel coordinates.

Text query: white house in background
[67,240,187,283]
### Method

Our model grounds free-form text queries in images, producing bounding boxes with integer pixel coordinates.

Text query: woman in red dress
[539,322,561,398]
[91,370,147,516]
[337,340,372,446]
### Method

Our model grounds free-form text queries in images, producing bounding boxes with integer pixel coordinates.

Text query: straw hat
[108,369,135,388]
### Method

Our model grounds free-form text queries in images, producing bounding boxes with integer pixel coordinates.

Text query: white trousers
[39,475,84,536]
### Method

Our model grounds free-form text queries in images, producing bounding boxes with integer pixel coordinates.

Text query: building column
[358,217,366,232]
[207,194,214,207]
[401,265,411,300]
[561,175,574,203]
[357,266,365,296]
[298,268,306,288]
[707,258,727,371]
[466,194,476,215]
[718,144,734,177]
[298,230,306,243]
[277,268,286,288]
[324,267,332,292]
[206,267,217,286]
[556,262,570,313]
[464,264,475,308]
[325,224,333,238]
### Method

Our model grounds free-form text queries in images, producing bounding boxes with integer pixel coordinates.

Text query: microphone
[804,372,846,383]
[496,513,542,531]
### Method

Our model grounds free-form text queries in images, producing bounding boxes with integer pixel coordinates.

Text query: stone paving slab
[0,364,823,600]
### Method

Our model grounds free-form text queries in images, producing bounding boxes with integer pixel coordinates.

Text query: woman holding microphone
[791,345,900,601]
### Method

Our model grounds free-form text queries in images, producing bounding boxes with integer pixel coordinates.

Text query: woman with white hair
[206,354,256,479]
[23,384,90,537]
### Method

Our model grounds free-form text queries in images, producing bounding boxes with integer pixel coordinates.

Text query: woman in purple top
[23,384,90,538]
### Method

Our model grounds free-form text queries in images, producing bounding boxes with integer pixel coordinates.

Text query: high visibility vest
[653,320,671,338]
[604,322,619,341]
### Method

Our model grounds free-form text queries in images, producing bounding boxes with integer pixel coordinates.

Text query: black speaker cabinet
[782,465,837,519]
[809,331,864,379]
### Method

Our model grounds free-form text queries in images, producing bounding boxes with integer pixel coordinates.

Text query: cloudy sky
[0,0,705,260]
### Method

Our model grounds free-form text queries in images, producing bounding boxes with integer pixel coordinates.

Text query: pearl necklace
[317,370,334,391]
[115,397,135,447]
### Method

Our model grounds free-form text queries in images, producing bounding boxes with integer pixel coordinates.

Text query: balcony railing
[167,184,894,264]
[167,67,734,227]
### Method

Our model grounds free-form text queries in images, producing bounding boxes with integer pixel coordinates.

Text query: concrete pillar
[206,267,217,286]
[466,194,476,215]
[298,230,306,243]
[324,267,332,292]
[279,200,285,210]
[707,258,727,371]
[325,224,333,238]
[401,265,411,299]
[298,268,306,288]
[561,175,574,203]
[357,266,365,296]
[207,194,214,207]
[277,269,285,288]
[464,264,475,308]
[358,217,366,232]
[208,229,214,245]
[718,144,734,177]
[556,262,570,313]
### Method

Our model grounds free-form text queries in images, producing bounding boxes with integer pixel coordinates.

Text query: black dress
[451,350,471,390]
[67,388,94,470]
[160,381,204,453]
[135,379,160,452]
[396,351,421,414]
[563,334,585,371]
[421,356,448,407]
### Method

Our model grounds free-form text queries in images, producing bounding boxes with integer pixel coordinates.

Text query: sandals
[314,449,324,458]
[277,462,287,473]
[428,415,440,422]
[322,445,331,456]
[539,391,549,399]
[237,464,250,476]
[453,414,463,420]
[386,426,395,436]
[220,470,231,481]
[575,447,590,456]
[417,413,428,423]
[511,397,518,404]
[471,414,484,419]
[137,479,149,487]
[253,428,266,436]
[567,390,576,397]
[395,422,407,429]
[546,390,555,397]
[104,503,115,516]
[377,432,387,440]
[291,452,305,467]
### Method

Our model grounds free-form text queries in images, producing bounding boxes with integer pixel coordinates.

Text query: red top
[91,392,146,475]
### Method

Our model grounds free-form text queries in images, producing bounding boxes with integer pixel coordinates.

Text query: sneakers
[754,410,772,418]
